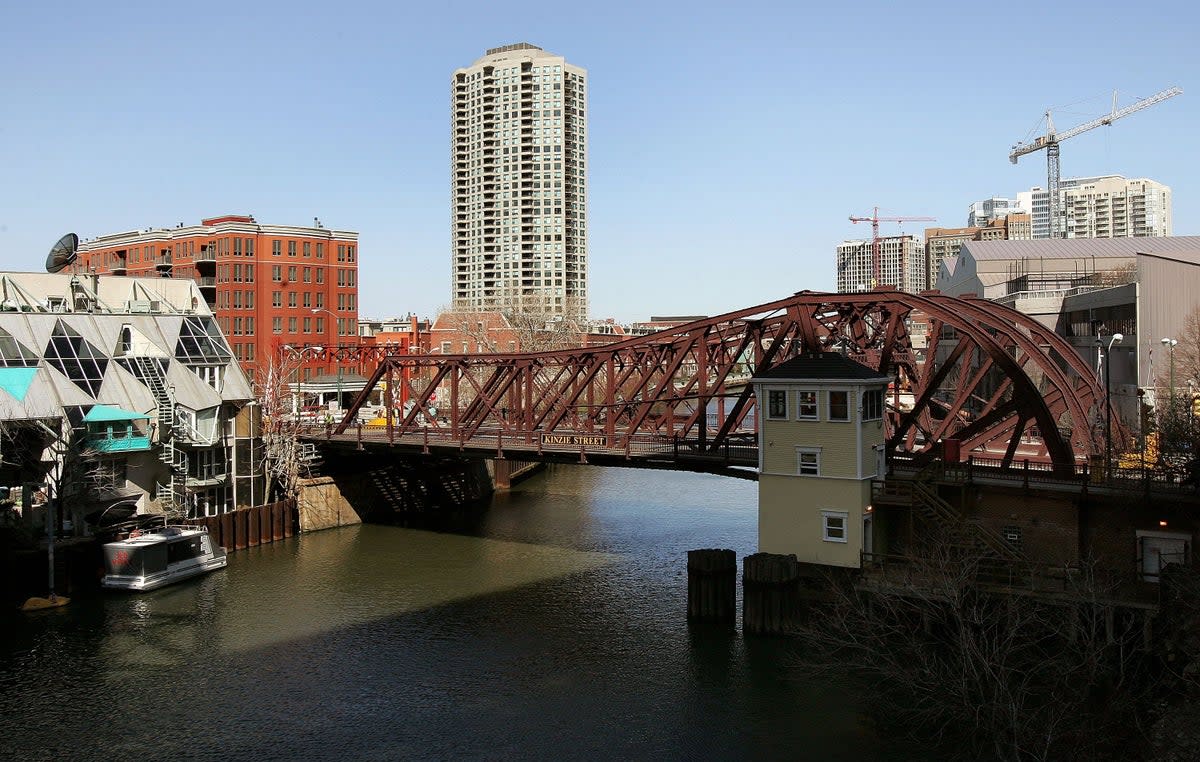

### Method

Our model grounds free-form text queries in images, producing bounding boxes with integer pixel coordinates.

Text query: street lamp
[1161,337,1179,408]
[1103,332,1124,473]
[311,308,344,411]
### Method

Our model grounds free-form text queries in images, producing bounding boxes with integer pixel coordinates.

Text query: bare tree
[255,352,312,501]
[439,293,589,355]
[793,542,1163,761]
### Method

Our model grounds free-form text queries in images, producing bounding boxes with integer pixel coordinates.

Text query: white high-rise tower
[451,43,588,321]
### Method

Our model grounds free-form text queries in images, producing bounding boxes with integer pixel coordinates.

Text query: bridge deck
[300,424,760,477]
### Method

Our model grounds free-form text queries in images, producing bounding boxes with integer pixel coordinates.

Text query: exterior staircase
[132,355,190,516]
[873,476,1026,563]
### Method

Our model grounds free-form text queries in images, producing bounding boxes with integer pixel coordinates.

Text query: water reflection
[1,464,898,760]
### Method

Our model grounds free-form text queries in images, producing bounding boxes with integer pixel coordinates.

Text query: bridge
[298,289,1119,478]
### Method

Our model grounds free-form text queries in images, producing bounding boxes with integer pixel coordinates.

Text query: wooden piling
[687,548,737,624]
[742,552,800,636]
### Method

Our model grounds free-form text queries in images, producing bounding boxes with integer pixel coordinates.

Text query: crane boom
[1007,86,1182,238]
[1009,87,1183,162]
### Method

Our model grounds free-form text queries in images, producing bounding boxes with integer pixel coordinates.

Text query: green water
[1,464,894,760]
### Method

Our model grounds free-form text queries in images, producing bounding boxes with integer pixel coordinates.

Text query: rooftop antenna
[45,233,79,273]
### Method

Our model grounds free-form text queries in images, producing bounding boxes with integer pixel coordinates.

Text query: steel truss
[319,290,1118,468]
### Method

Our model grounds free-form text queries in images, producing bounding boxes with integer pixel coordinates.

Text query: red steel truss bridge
[303,290,1119,478]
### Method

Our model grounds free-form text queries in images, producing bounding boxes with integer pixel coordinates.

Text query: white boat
[101,524,227,591]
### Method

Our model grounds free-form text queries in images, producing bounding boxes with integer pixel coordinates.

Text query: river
[1,465,902,760]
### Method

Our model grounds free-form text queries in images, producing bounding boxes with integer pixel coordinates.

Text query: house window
[863,389,883,420]
[798,390,818,419]
[822,510,848,543]
[829,390,850,421]
[767,389,787,419]
[797,448,821,475]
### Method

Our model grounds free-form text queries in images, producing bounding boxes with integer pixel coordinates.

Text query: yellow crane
[1009,87,1182,239]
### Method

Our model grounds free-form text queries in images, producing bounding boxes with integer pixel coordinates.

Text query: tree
[256,352,313,501]
[792,541,1164,761]
[437,293,590,355]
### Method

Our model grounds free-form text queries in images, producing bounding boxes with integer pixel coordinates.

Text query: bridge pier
[491,459,543,490]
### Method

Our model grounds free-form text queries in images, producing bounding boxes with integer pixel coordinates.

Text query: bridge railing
[890,453,1197,494]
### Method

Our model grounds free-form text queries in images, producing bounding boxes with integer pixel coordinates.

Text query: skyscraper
[451,43,588,322]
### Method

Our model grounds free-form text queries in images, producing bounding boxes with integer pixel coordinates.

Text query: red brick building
[78,214,359,385]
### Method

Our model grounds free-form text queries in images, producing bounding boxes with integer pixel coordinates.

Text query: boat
[101,524,227,591]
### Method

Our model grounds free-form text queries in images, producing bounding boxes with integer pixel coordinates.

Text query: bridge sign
[540,433,609,449]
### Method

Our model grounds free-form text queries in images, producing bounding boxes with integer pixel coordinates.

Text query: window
[273,317,282,334]
[798,391,818,419]
[829,390,850,421]
[287,241,297,257]
[288,292,297,308]
[797,448,821,476]
[288,266,297,281]
[272,240,282,256]
[272,291,282,308]
[822,511,848,543]
[316,269,324,284]
[303,292,312,308]
[303,317,311,333]
[316,243,324,259]
[303,242,311,258]
[767,389,787,419]
[303,267,311,283]
[272,265,282,282]
[288,317,297,333]
[863,389,883,420]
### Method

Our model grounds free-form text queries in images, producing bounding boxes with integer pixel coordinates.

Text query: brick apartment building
[78,214,359,385]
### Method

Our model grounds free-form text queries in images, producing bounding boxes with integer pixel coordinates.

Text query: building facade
[452,43,588,322]
[836,235,926,294]
[77,214,360,385]
[752,353,890,568]
[1064,176,1172,239]
[967,196,1023,227]
[1014,175,1171,239]
[0,272,262,529]
[935,236,1200,437]
[924,213,1032,290]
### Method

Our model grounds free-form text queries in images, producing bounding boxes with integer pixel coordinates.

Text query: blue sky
[1,0,1197,322]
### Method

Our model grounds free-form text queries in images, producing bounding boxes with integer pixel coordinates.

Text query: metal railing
[859,552,1157,605]
[297,422,758,465]
[889,453,1196,494]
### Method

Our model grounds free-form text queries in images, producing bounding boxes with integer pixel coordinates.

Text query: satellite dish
[45,233,79,273]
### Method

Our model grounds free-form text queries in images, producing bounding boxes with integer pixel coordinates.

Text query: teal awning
[83,405,151,423]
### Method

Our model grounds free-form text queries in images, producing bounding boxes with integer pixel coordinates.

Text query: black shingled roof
[753,352,891,382]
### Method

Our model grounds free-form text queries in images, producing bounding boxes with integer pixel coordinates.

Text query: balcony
[195,249,216,263]
[187,462,228,487]
[83,406,152,453]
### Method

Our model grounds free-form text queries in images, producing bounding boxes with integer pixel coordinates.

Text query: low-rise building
[0,271,262,531]
[752,353,890,568]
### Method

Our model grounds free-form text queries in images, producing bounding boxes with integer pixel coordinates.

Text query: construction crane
[1009,87,1182,239]
[849,207,936,289]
